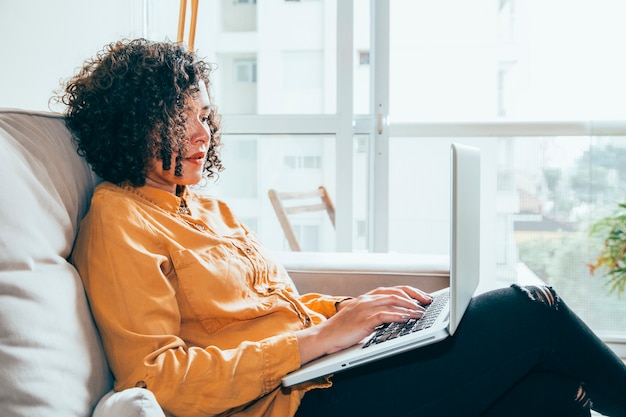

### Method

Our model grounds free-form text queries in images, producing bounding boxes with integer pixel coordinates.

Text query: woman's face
[145,80,213,194]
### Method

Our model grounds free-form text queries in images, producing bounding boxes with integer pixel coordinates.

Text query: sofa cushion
[93,389,166,417]
[0,109,111,417]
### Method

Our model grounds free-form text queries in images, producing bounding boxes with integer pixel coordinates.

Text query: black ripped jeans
[295,285,626,417]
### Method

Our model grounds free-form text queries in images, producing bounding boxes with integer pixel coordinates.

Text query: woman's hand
[295,286,433,366]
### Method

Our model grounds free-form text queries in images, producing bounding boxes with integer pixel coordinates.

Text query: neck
[144,177,177,195]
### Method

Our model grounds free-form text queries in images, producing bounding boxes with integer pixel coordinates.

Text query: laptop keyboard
[362,290,450,349]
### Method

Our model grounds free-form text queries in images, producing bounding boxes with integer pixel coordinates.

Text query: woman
[62,39,626,417]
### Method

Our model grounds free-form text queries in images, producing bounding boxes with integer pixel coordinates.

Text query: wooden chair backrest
[267,186,335,251]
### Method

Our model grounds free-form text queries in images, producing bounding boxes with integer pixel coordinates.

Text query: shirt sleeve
[297,293,353,318]
[72,191,302,416]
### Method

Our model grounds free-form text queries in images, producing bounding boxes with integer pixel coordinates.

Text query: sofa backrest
[0,109,111,417]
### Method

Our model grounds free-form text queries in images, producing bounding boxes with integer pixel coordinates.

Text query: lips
[185,152,206,165]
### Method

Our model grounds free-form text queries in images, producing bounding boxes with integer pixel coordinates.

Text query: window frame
[218,0,626,349]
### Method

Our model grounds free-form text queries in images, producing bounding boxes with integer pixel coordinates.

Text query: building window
[234,59,257,83]
[358,50,370,66]
[356,220,367,238]
[497,61,515,117]
[283,155,321,169]
[356,136,368,153]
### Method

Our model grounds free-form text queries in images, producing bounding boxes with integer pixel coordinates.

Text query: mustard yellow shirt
[72,182,345,417]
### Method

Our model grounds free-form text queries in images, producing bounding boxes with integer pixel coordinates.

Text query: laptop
[282,143,481,387]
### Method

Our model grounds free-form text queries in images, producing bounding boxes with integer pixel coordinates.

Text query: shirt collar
[123,183,190,214]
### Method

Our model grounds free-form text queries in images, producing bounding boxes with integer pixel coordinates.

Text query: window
[358,50,370,65]
[497,61,516,117]
[384,0,626,345]
[356,220,367,239]
[234,59,257,83]
[222,0,257,32]
[5,0,626,344]
[355,136,368,153]
[283,155,322,169]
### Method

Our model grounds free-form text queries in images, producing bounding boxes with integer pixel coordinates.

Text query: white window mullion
[370,0,390,252]
[221,115,340,134]
[389,120,626,138]
[336,0,354,251]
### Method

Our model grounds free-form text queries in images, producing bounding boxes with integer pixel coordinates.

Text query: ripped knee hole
[574,385,592,411]
[512,284,560,310]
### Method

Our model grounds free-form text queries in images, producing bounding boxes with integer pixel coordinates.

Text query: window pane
[389,135,626,337]
[200,133,370,252]
[223,0,257,31]
[389,0,626,121]
[199,135,336,251]
[151,0,338,115]
[512,136,626,334]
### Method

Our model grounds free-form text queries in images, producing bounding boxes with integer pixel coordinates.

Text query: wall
[0,0,144,111]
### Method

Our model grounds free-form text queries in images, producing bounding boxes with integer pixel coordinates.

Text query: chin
[184,176,203,186]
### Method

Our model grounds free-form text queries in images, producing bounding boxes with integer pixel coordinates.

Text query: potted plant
[588,202,626,297]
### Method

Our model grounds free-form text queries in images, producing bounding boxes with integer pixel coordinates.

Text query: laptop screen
[449,143,481,335]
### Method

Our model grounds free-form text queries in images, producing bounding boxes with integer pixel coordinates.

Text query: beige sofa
[0,108,449,417]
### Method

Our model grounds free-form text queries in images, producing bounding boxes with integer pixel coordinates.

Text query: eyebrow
[191,104,210,113]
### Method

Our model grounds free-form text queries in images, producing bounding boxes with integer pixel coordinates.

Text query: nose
[190,119,211,144]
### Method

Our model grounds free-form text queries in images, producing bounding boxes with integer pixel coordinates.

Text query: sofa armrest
[274,252,450,297]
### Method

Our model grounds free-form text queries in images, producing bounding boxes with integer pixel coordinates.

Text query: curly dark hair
[58,38,223,187]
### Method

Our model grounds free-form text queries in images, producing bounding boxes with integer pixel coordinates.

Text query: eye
[200,114,211,124]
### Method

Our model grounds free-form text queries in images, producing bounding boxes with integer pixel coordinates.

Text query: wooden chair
[177,0,199,50]
[268,186,336,251]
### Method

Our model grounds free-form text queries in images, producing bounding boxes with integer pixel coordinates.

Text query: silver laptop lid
[449,143,481,335]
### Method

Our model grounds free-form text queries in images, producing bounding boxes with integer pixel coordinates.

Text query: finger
[365,285,433,304]
[371,286,433,308]
[365,286,419,300]
[363,292,427,313]
[368,306,424,327]
[395,285,435,305]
